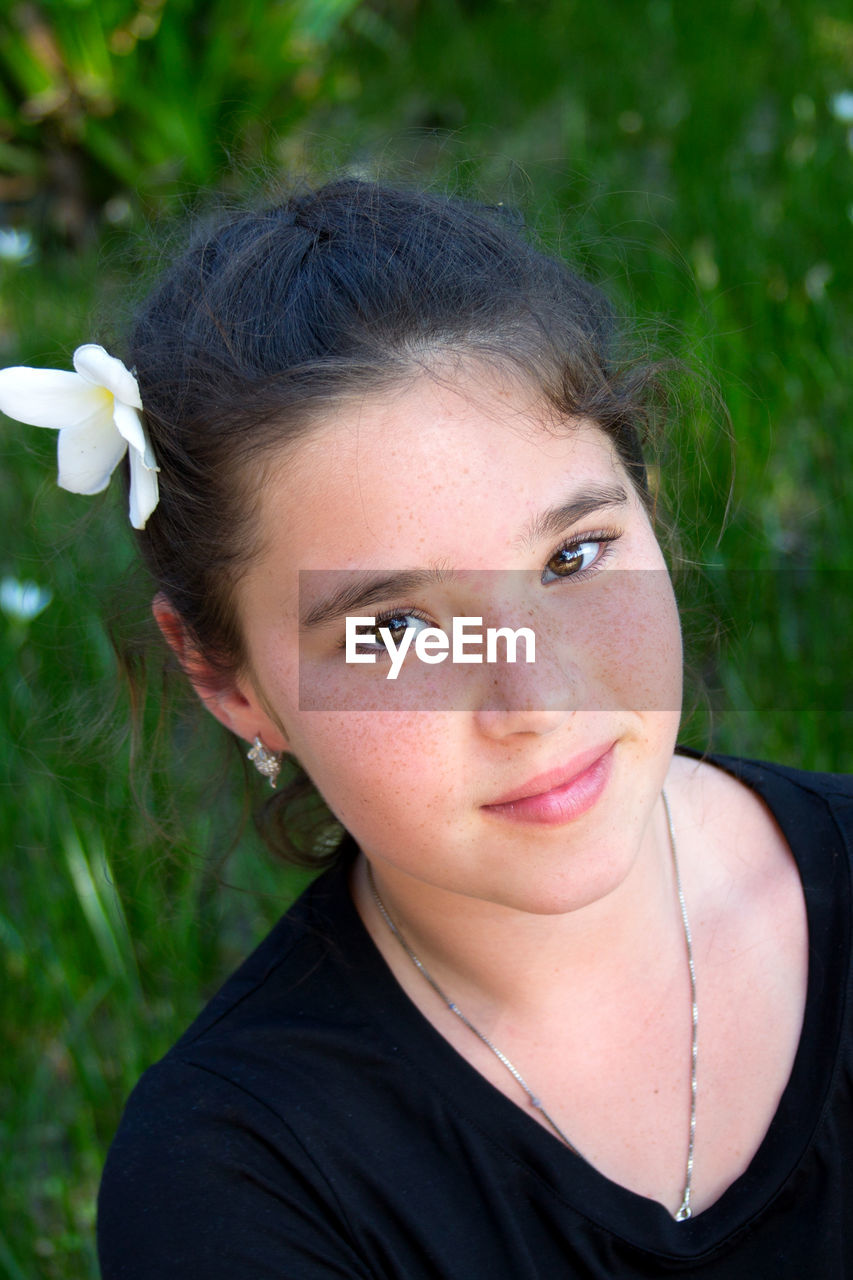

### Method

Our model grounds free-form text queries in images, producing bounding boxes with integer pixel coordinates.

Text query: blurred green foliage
[1,1,852,1276]
[0,0,363,241]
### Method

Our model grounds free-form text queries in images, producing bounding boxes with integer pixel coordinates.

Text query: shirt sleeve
[97,1057,373,1280]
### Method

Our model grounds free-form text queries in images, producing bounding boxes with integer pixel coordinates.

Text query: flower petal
[73,344,142,408]
[57,413,127,495]
[1,344,160,529]
[0,367,105,429]
[112,398,155,467]
[128,447,160,529]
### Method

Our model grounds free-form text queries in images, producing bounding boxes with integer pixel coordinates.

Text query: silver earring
[247,736,281,788]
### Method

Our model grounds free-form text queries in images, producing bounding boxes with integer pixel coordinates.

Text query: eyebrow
[299,483,630,630]
[300,568,455,631]
[515,483,629,551]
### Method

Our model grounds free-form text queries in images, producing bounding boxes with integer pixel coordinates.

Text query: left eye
[541,540,603,584]
[356,612,430,652]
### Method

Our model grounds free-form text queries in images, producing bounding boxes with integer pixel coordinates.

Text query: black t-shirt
[97,755,853,1277]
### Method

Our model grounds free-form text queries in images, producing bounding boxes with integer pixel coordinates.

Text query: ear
[151,593,289,753]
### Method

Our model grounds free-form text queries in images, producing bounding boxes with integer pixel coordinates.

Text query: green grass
[1,2,851,1275]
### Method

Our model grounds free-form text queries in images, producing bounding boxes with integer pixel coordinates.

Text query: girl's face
[222,364,683,915]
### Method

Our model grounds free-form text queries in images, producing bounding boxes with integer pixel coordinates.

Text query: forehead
[255,367,631,575]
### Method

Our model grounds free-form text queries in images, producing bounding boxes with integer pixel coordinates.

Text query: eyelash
[337,527,623,651]
[541,526,621,584]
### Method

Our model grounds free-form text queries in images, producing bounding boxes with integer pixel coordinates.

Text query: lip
[484,742,615,807]
[481,742,615,826]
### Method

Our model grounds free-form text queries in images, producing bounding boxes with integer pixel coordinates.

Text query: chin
[466,839,643,918]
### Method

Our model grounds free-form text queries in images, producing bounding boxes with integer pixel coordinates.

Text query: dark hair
[128,177,662,866]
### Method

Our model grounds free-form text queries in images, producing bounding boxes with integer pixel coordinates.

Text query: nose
[475,701,573,739]
[472,623,584,741]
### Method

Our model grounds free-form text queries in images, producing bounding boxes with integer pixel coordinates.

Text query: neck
[352,792,684,1023]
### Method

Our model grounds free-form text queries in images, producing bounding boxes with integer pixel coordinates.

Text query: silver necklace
[366,789,698,1223]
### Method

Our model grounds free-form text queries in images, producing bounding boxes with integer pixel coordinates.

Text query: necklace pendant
[675,1199,692,1223]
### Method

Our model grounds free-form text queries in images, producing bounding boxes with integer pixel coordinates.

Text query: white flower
[830,91,853,125]
[0,576,52,622]
[0,227,35,264]
[0,343,159,529]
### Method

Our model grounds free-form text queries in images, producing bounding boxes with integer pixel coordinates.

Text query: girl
[1,179,850,1277]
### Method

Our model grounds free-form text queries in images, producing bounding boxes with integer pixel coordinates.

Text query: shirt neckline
[317,751,851,1259]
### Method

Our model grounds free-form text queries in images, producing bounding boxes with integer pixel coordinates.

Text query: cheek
[247,634,457,827]
[600,572,683,710]
[534,570,683,713]
[283,712,460,835]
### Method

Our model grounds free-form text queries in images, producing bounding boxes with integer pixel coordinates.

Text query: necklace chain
[366,788,698,1223]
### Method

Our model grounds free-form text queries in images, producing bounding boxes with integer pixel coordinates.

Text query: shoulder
[164,850,362,1056]
[673,747,853,845]
[668,748,852,950]
[97,1056,371,1278]
[123,849,374,1095]
[98,854,377,1278]
[707,752,853,800]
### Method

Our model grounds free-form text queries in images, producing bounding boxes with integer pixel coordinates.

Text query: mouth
[481,742,615,826]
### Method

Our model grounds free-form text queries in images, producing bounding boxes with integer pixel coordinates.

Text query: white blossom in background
[0,577,52,623]
[830,91,853,124]
[0,228,35,264]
